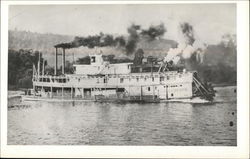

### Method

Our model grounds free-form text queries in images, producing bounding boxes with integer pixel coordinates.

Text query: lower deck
[32,81,193,101]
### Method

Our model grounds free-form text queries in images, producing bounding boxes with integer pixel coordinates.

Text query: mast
[42,59,45,76]
[62,48,65,74]
[54,47,58,75]
[37,52,40,78]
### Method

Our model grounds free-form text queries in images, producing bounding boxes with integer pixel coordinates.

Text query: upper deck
[33,70,194,88]
[73,54,133,75]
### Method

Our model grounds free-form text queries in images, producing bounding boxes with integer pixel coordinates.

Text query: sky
[9,4,236,45]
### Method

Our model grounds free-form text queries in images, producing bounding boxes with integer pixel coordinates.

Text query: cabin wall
[92,89,116,97]
[74,63,132,75]
[102,64,132,74]
[124,85,167,99]
[167,82,192,99]
[33,71,194,100]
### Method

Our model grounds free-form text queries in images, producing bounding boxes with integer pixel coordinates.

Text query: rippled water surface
[8,86,236,145]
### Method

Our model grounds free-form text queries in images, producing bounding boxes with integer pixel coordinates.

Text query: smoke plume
[55,33,126,49]
[141,23,166,40]
[55,23,167,55]
[125,24,141,55]
[180,22,195,45]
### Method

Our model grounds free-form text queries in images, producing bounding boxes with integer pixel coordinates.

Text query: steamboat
[23,45,215,103]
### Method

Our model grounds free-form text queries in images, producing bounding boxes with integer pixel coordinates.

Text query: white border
[1,1,249,158]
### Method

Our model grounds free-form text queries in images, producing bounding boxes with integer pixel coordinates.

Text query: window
[144,78,147,81]
[171,93,174,97]
[91,57,96,62]
[167,76,170,80]
[128,65,130,69]
[148,87,151,91]
[97,78,99,83]
[152,77,154,82]
[104,78,107,83]
[160,77,164,81]
[136,78,139,82]
[120,78,124,83]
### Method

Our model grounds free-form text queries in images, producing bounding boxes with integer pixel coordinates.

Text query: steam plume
[164,22,206,66]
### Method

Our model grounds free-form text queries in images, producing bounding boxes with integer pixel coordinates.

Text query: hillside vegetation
[8,30,236,89]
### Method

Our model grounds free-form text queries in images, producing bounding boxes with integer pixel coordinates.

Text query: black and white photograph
[1,0,249,158]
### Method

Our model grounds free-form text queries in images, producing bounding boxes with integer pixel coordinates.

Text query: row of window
[119,75,186,83]
[169,84,183,88]
[77,77,186,84]
[72,73,186,81]
[38,78,68,83]
[120,77,155,83]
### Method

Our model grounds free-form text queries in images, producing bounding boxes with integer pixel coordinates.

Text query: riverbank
[212,83,236,87]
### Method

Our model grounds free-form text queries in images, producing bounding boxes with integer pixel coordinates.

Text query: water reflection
[8,86,236,145]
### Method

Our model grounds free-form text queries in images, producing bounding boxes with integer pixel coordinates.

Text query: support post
[82,88,84,99]
[71,87,73,99]
[50,86,52,98]
[62,87,64,98]
[54,47,58,75]
[153,85,155,100]
[33,85,35,97]
[140,86,142,100]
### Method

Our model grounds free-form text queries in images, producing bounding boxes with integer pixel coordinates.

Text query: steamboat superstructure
[27,46,215,103]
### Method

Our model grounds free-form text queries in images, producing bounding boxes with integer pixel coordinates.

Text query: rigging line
[193,78,209,95]
[193,77,210,94]
[193,79,205,96]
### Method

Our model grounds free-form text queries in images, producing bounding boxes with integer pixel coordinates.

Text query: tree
[8,49,45,89]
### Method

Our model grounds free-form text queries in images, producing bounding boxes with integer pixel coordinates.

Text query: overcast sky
[9,4,236,44]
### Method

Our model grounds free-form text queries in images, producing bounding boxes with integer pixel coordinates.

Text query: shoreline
[212,83,236,87]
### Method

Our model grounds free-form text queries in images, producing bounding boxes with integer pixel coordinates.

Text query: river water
[8,86,236,146]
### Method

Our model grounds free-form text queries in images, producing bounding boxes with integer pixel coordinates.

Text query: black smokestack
[125,24,141,55]
[141,23,166,40]
[133,48,144,65]
[180,22,195,45]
